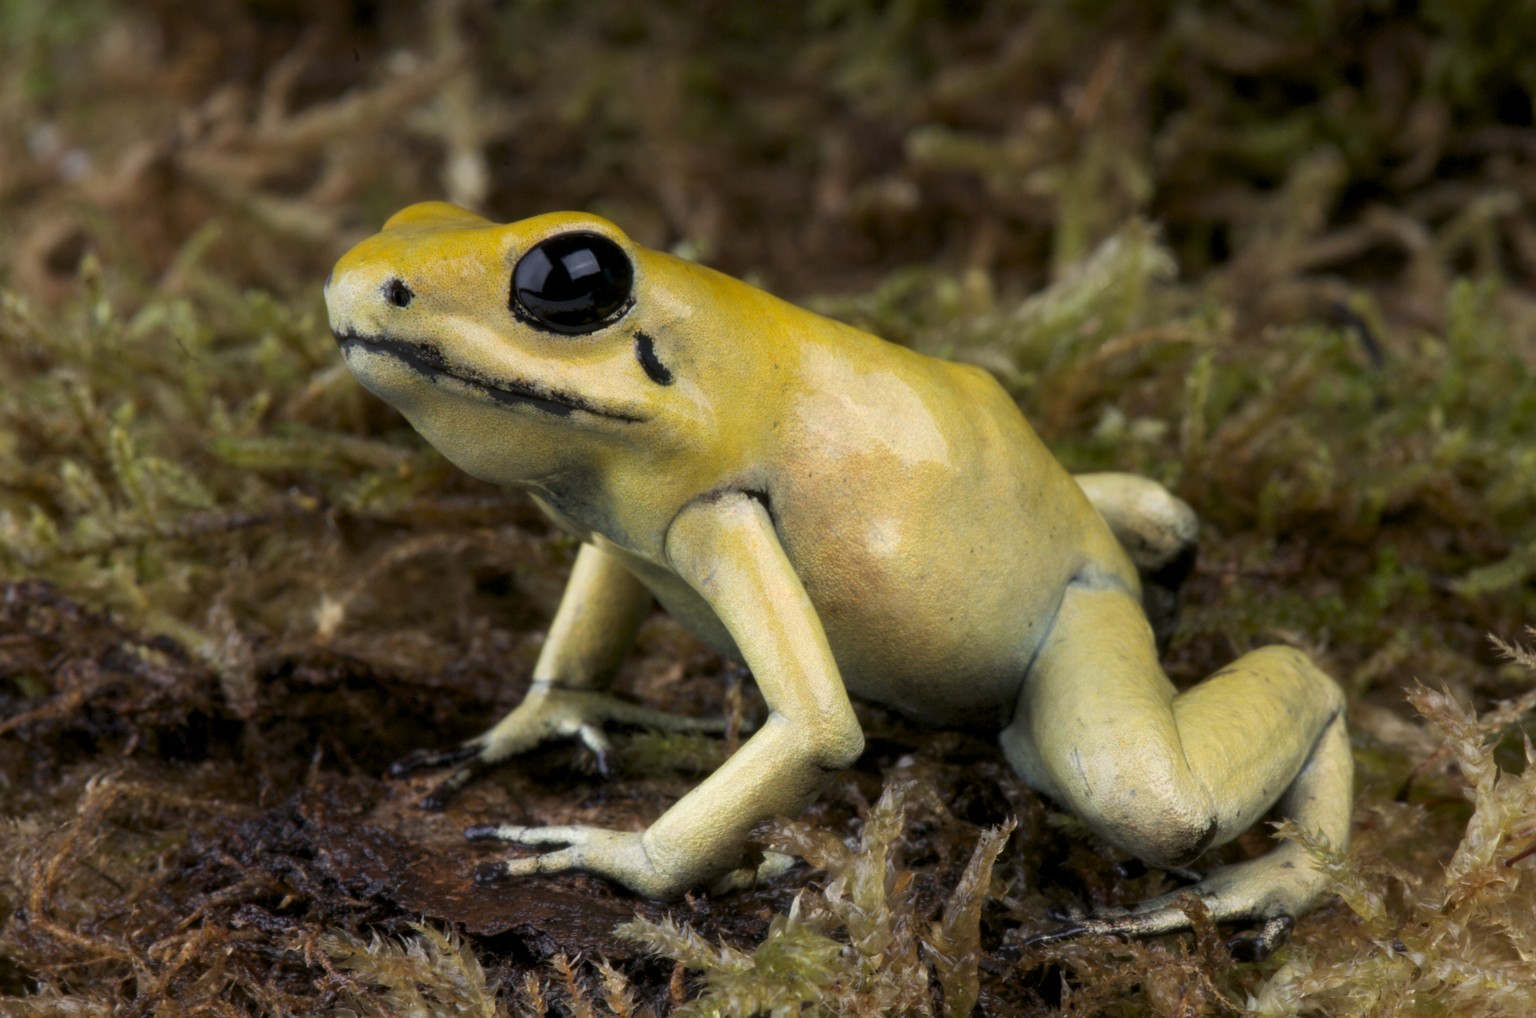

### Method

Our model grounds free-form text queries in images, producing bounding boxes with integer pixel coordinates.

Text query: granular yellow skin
[325,202,1351,953]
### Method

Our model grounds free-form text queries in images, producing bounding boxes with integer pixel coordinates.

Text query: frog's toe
[1045,899,1096,923]
[1021,920,1093,949]
[388,741,482,778]
[1025,902,1186,948]
[386,740,492,810]
[1225,914,1294,962]
[416,757,494,810]
[473,846,585,884]
[466,824,676,896]
[467,824,590,884]
[466,822,551,844]
[465,821,625,851]
[575,723,620,778]
[473,859,511,885]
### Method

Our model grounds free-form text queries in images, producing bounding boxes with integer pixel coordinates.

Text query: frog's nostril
[383,278,414,308]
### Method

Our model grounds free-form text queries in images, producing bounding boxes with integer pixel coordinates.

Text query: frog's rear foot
[1025,843,1330,962]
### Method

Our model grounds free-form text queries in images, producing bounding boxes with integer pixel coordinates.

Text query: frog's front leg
[473,492,864,898]
[391,542,727,808]
[1002,580,1352,959]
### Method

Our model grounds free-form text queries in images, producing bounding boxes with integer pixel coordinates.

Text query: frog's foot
[388,682,734,810]
[465,823,794,898]
[1025,847,1319,961]
[467,824,686,899]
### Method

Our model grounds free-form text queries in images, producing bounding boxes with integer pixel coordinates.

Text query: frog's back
[764,321,1128,727]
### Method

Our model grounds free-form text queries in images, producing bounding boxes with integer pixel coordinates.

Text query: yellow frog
[325,202,1352,957]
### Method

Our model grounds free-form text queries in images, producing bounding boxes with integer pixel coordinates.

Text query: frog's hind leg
[1000,579,1352,958]
[1074,472,1198,653]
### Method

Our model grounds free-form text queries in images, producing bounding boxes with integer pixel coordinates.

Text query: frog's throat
[334,330,646,424]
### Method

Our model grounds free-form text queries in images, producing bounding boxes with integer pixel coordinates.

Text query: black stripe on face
[335,330,644,423]
[634,331,673,385]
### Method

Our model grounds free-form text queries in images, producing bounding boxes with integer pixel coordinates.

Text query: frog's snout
[324,255,395,343]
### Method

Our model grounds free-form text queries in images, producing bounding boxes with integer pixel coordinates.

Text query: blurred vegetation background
[1,1,1535,1014]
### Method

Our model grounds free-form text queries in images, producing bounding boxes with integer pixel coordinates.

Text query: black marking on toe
[634,331,673,385]
[473,862,507,886]
[419,775,471,811]
[335,330,644,422]
[464,824,499,840]
[389,743,480,777]
[1227,913,1294,962]
[416,791,448,811]
[1046,902,1081,923]
[1022,923,1090,949]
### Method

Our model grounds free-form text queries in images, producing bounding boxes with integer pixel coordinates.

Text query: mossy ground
[2,2,1535,1014]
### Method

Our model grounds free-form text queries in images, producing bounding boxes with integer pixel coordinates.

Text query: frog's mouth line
[335,331,645,423]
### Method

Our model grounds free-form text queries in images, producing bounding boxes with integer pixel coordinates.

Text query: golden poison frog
[325,202,1351,958]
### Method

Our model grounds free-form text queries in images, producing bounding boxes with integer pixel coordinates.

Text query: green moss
[1253,638,1536,1015]
[319,923,508,1018]
[619,781,1015,1017]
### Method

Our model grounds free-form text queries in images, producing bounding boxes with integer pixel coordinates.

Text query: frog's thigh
[1001,580,1346,869]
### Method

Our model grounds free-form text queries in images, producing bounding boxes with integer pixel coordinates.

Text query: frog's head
[326,202,764,498]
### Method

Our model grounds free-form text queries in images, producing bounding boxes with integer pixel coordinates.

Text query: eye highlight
[511,232,633,334]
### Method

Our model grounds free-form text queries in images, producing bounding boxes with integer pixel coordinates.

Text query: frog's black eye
[511,232,633,334]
